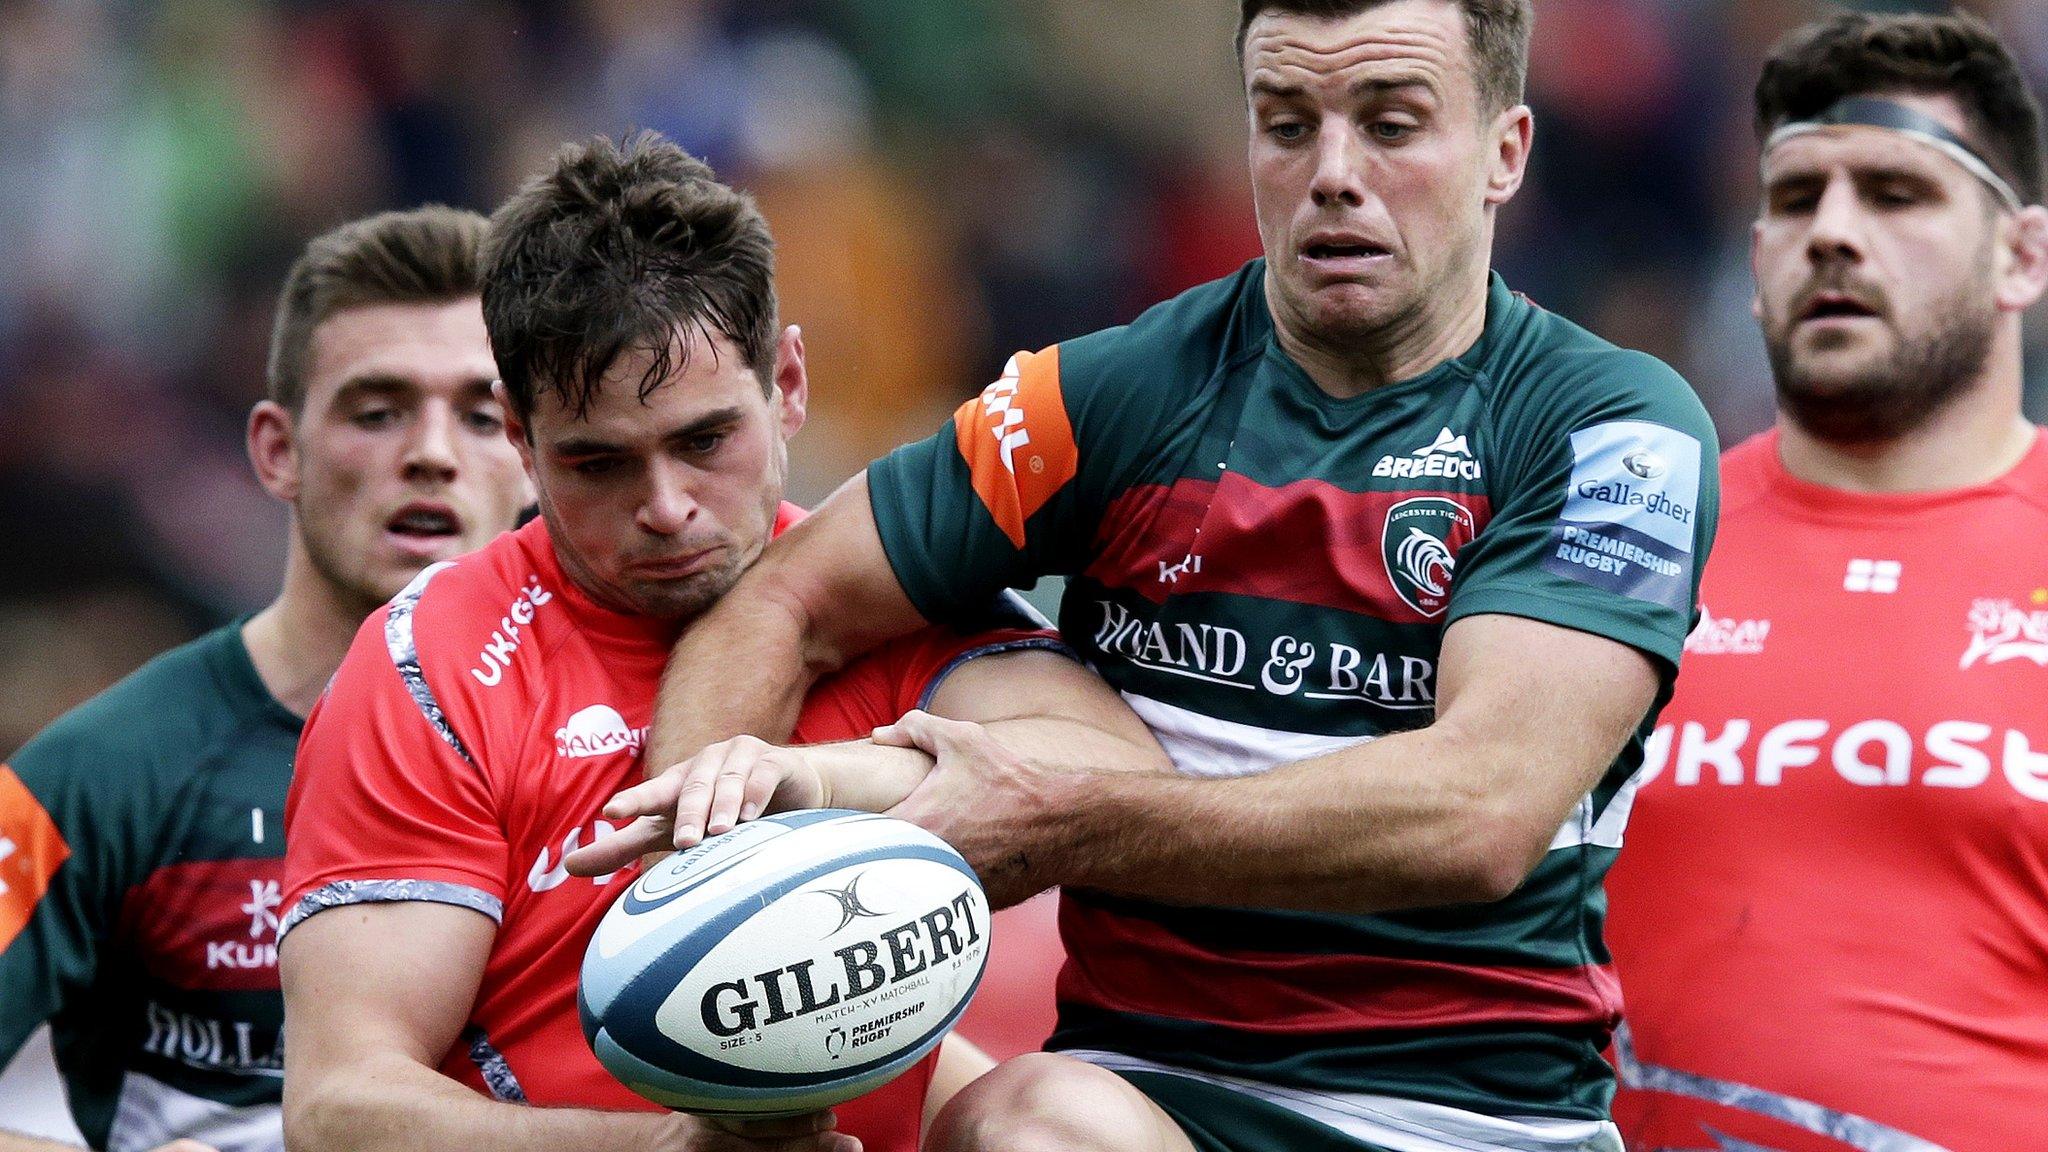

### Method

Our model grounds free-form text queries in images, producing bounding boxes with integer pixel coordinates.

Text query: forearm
[807,713,1169,816]
[287,1050,681,1152]
[1038,725,1540,913]
[646,580,818,770]
[981,714,1172,776]
[801,741,934,813]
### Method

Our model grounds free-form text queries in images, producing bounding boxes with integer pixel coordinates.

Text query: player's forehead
[1243,1,1469,104]
[304,298,496,404]
[531,324,766,446]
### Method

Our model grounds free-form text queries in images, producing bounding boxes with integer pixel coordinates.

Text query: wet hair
[482,132,778,421]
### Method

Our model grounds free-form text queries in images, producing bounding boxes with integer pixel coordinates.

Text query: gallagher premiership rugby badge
[1543,420,1701,609]
[1382,497,1477,618]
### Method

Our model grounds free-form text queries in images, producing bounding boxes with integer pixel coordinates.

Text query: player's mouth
[631,547,724,581]
[385,502,464,556]
[1299,231,1392,275]
[1797,291,1882,326]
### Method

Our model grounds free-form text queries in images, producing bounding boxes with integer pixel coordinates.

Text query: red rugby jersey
[283,510,1056,1150]
[1605,430,2048,1152]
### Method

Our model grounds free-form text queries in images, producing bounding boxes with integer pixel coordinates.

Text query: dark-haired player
[1604,13,2048,1152]
[584,2,1720,1150]
[0,208,531,1152]
[275,135,1163,1152]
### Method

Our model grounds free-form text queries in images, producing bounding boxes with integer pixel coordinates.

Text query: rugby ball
[579,809,991,1116]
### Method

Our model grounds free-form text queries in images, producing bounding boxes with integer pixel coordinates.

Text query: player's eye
[1369,119,1416,143]
[1768,188,1820,215]
[463,407,506,434]
[1269,120,1309,143]
[351,408,397,429]
[572,457,621,478]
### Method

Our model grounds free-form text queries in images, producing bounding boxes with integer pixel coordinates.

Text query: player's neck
[243,541,379,718]
[1273,270,1490,399]
[1776,352,2035,494]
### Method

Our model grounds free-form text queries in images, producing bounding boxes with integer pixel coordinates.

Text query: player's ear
[1484,104,1533,207]
[1995,204,2048,313]
[247,400,300,503]
[771,325,809,440]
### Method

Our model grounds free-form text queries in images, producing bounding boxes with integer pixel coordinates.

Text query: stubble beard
[1767,281,1997,446]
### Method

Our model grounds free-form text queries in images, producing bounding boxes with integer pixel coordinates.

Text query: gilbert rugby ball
[580,809,991,1116]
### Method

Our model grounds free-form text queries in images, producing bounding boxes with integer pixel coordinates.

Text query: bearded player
[0,208,531,1152]
[1603,12,2048,1152]
[574,3,1722,1150]
[275,135,1164,1152]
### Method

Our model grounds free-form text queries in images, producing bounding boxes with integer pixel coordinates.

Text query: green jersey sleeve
[869,265,1264,625]
[1448,348,1721,673]
[0,728,152,1063]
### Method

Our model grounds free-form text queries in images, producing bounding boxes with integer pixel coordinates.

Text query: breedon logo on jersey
[1372,427,1483,482]
[1381,496,1477,618]
[954,347,1079,549]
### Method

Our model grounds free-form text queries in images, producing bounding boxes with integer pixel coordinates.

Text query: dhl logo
[952,347,1078,549]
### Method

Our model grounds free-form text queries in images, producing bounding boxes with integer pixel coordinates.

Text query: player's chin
[622,570,742,622]
[1301,290,1404,344]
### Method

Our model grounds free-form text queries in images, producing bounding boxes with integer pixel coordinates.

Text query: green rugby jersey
[869,264,1719,1144]
[1,624,295,1151]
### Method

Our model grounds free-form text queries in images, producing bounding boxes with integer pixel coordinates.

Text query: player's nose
[637,461,700,535]
[403,403,460,482]
[1805,177,1868,265]
[1309,120,1368,209]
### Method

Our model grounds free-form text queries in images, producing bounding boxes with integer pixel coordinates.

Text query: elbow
[1429,807,1550,905]
[283,1073,350,1152]
[747,563,846,680]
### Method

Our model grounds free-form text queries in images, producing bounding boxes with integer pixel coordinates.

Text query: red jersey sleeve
[281,603,508,938]
[792,627,1069,742]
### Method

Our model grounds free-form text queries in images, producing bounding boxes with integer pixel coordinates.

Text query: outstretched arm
[566,647,1168,877]
[881,613,1659,912]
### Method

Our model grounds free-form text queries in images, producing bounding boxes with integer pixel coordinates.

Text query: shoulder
[9,624,247,801]
[377,526,553,692]
[1476,288,1717,478]
[320,528,556,762]
[1486,293,1704,423]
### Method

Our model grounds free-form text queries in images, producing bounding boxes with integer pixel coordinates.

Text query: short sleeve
[867,265,1281,626]
[1448,351,1721,674]
[281,610,509,938]
[0,754,108,1062]
[793,626,1069,743]
[868,346,1098,624]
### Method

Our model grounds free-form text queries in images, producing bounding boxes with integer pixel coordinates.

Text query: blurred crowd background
[4,0,2047,760]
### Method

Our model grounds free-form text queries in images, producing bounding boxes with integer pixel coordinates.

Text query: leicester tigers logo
[1382,497,1477,618]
